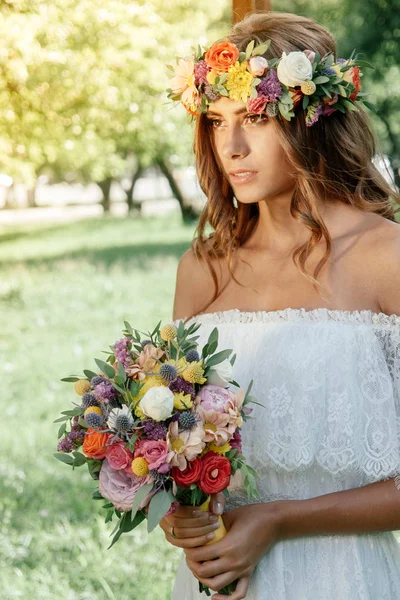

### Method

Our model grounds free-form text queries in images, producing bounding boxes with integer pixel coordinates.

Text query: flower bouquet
[54,318,261,596]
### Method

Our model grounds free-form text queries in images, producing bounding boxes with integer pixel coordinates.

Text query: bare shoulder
[366,215,400,315]
[172,240,224,320]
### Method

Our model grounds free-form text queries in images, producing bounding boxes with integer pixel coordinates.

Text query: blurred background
[0,1,399,599]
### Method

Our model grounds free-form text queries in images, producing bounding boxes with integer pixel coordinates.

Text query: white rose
[248,56,268,76]
[207,358,233,388]
[140,386,174,421]
[277,51,313,87]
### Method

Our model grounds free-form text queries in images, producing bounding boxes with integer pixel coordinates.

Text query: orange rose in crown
[204,41,240,72]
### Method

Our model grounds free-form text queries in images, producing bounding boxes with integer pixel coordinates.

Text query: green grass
[0,213,195,600]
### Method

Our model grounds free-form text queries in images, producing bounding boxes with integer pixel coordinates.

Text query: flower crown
[166,39,375,127]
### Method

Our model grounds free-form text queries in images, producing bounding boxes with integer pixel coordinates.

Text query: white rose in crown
[140,386,174,421]
[277,51,313,87]
[248,56,268,76]
[207,358,233,388]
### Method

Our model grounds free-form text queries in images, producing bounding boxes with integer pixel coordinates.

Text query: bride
[159,11,400,600]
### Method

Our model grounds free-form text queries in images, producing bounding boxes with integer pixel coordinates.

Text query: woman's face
[206,97,295,205]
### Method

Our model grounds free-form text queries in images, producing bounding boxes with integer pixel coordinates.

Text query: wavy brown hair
[184,11,400,322]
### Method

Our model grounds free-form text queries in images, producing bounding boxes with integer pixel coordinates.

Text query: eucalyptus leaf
[245,39,255,59]
[83,369,97,380]
[147,489,175,533]
[205,349,232,368]
[94,358,115,379]
[302,95,310,110]
[251,40,270,56]
[313,75,330,84]
[61,376,80,382]
[53,452,74,465]
[131,482,153,522]
[53,415,70,423]
[57,422,67,439]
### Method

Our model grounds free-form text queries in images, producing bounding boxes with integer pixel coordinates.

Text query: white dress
[170,308,400,600]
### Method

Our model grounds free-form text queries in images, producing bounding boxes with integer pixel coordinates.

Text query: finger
[171,512,218,530]
[212,576,250,600]
[209,492,225,515]
[172,520,221,540]
[198,571,239,593]
[165,529,218,549]
[186,556,228,579]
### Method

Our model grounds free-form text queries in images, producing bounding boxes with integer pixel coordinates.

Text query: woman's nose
[221,128,250,160]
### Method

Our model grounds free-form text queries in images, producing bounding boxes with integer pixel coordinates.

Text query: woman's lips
[229,171,258,184]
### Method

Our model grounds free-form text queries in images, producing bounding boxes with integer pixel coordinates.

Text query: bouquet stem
[197,495,238,597]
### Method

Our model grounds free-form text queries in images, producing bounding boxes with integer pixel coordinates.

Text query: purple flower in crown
[194,60,209,86]
[322,67,337,76]
[305,101,323,127]
[256,69,283,102]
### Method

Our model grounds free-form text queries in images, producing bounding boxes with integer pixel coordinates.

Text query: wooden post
[232,0,271,24]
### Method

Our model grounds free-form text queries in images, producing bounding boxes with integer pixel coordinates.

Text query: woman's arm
[277,477,400,540]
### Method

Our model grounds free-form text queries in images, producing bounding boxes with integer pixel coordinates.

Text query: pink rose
[247,95,269,114]
[248,56,268,76]
[135,439,169,471]
[106,442,134,471]
[99,459,154,512]
[303,49,316,63]
[196,384,234,413]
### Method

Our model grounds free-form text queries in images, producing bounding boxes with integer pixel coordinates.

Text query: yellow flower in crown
[206,70,219,85]
[225,60,253,103]
[181,360,206,384]
[173,392,194,410]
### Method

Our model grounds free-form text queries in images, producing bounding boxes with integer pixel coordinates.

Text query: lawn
[0,213,195,600]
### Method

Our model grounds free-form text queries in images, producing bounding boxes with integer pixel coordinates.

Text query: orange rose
[289,87,303,108]
[349,66,361,101]
[204,41,239,72]
[82,428,111,459]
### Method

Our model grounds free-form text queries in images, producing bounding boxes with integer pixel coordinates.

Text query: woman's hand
[184,501,283,600]
[159,492,225,549]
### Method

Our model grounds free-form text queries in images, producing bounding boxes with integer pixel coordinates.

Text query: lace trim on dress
[178,307,400,329]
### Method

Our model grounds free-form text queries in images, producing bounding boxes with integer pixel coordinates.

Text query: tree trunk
[27,184,37,208]
[378,112,400,190]
[155,158,198,223]
[125,165,144,214]
[97,177,113,213]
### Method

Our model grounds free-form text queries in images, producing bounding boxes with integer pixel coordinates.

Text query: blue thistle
[185,349,200,363]
[85,413,104,428]
[179,411,197,430]
[141,339,152,347]
[91,376,106,387]
[159,363,178,382]
[81,393,99,409]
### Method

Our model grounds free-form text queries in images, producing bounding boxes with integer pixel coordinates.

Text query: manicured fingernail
[215,502,223,514]
[206,532,215,540]
[209,515,218,522]
[193,509,203,517]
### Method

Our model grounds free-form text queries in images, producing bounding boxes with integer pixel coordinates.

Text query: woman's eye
[208,119,223,129]
[245,113,268,124]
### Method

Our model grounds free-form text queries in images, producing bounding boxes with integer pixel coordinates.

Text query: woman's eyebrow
[206,107,248,117]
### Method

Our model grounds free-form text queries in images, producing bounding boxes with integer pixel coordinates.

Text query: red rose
[198,452,231,494]
[172,458,202,488]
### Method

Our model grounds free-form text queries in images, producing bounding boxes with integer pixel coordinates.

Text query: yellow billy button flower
[208,440,231,454]
[301,80,316,95]
[160,324,177,342]
[74,379,91,396]
[131,457,149,476]
[173,392,194,410]
[84,406,102,417]
[181,360,207,384]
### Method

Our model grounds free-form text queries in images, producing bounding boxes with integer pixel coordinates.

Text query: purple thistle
[256,70,283,102]
[114,337,132,368]
[93,380,117,402]
[337,58,346,64]
[204,84,220,102]
[57,436,74,453]
[142,420,168,440]
[168,376,195,399]
[69,429,85,444]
